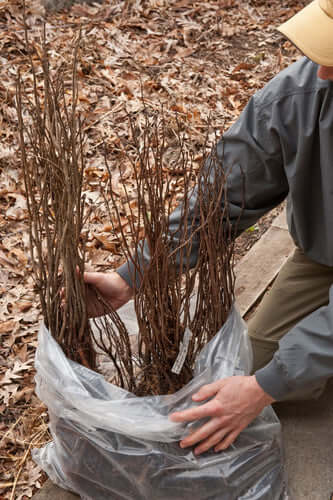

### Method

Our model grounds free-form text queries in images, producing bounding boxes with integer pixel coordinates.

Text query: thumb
[192,379,227,402]
[83,271,103,286]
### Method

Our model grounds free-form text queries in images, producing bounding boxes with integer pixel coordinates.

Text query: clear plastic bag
[32,304,288,499]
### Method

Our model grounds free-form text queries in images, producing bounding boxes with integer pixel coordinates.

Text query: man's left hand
[169,375,275,455]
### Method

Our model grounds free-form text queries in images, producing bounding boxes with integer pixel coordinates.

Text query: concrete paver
[275,381,333,500]
[235,208,295,316]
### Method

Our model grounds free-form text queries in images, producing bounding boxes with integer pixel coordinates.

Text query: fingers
[194,427,231,455]
[180,416,225,449]
[192,380,226,402]
[83,271,103,285]
[179,416,241,455]
[182,420,241,455]
[170,399,218,423]
[171,376,266,455]
[214,429,240,452]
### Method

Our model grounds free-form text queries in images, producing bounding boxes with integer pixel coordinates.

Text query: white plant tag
[171,328,193,375]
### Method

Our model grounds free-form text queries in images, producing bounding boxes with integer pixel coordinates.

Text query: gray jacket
[118,57,333,400]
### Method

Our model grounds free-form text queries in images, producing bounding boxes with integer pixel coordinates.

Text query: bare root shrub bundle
[17,26,237,397]
[16,27,96,370]
[98,112,236,395]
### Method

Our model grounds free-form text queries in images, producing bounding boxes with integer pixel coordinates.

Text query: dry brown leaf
[233,62,256,73]
[1,384,18,405]
[93,233,120,252]
[6,194,28,221]
[15,301,33,313]
[0,319,16,334]
[1,360,33,386]
[13,387,34,404]
[102,224,113,232]
[89,249,115,266]
[175,47,194,58]
[9,248,28,266]
[17,344,28,363]
[0,251,17,268]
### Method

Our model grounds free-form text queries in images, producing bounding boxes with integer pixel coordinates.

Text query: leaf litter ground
[0,0,305,498]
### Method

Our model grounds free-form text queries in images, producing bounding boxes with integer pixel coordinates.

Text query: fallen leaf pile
[0,0,306,498]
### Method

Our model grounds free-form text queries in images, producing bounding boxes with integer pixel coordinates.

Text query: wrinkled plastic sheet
[32,304,288,499]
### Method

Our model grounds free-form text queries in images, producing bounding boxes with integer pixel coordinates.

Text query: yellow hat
[278,0,333,66]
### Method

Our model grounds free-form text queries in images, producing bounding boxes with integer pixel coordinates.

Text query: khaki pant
[248,247,333,378]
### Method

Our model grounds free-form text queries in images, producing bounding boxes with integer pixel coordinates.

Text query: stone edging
[235,207,294,317]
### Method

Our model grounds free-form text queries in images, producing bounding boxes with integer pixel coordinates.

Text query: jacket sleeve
[117,92,289,287]
[255,285,333,400]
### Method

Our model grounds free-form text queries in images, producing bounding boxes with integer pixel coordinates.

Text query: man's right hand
[84,271,133,318]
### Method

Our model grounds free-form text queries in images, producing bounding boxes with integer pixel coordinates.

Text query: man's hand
[169,375,275,455]
[84,271,133,317]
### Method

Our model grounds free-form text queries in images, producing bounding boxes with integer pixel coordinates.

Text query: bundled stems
[103,112,237,395]
[17,21,238,396]
[16,25,95,369]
